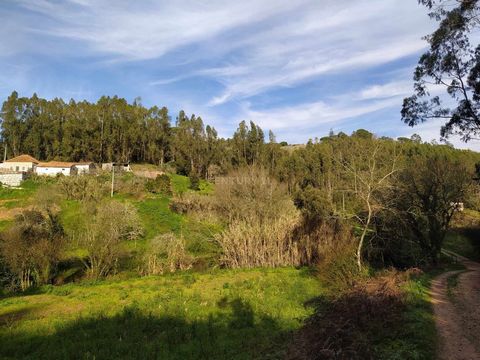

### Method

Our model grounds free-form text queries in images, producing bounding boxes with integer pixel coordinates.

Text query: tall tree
[402,0,480,141]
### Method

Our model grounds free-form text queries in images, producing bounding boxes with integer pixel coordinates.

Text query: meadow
[0,170,476,359]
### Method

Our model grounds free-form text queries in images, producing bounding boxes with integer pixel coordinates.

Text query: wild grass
[0,267,320,360]
[444,230,480,261]
[170,173,213,195]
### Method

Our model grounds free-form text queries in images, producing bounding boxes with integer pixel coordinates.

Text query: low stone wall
[0,173,27,187]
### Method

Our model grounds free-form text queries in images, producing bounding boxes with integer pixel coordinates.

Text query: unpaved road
[431,251,480,360]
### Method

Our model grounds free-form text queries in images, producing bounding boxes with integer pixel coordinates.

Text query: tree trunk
[357,199,372,270]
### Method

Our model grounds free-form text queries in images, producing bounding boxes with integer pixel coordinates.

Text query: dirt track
[431,252,480,360]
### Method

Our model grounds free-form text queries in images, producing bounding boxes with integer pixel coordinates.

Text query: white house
[36,161,78,176]
[75,162,96,175]
[0,154,39,173]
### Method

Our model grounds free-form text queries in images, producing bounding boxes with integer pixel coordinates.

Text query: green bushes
[0,210,65,290]
[57,175,108,202]
[189,174,200,191]
[145,174,172,195]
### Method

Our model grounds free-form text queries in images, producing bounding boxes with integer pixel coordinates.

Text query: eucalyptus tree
[403,0,480,141]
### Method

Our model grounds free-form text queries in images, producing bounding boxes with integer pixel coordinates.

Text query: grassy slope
[0,179,41,230]
[0,267,319,360]
[373,274,437,360]
[0,173,454,359]
[444,210,480,261]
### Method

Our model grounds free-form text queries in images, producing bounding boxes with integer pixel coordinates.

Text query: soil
[431,252,480,360]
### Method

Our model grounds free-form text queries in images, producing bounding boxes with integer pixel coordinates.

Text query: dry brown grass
[142,233,193,275]
[287,270,412,360]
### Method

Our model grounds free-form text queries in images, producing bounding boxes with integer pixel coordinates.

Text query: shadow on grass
[287,273,436,360]
[0,297,288,360]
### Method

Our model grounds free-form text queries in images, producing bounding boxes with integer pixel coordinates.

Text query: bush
[288,271,409,360]
[317,239,364,291]
[116,174,147,199]
[142,233,193,275]
[0,210,65,290]
[57,175,108,202]
[145,174,172,195]
[80,201,143,279]
[214,167,307,268]
[169,192,215,215]
[189,174,200,191]
[217,213,301,268]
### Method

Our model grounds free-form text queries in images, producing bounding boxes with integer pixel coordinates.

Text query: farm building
[36,161,78,176]
[0,172,28,187]
[75,162,96,174]
[0,154,39,173]
[102,162,132,172]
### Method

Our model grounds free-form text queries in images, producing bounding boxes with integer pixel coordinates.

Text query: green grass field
[0,172,465,359]
[0,267,320,360]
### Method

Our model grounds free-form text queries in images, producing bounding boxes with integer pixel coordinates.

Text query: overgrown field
[0,171,473,359]
[0,268,319,359]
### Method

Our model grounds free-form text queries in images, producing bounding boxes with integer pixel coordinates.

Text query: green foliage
[56,175,108,202]
[444,229,480,261]
[188,173,200,191]
[145,174,172,195]
[79,200,143,279]
[294,185,332,219]
[0,209,65,290]
[402,1,480,141]
[0,267,319,360]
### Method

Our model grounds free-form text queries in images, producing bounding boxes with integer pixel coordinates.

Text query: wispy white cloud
[3,0,473,150]
[239,94,402,133]
[15,0,308,61]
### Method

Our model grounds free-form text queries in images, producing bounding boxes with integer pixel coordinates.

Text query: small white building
[102,162,131,172]
[0,173,28,187]
[0,154,39,173]
[36,161,78,176]
[75,162,96,175]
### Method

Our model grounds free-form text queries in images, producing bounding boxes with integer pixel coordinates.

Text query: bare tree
[336,141,399,269]
[80,201,142,279]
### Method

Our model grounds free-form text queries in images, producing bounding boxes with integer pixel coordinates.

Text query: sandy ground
[431,252,480,360]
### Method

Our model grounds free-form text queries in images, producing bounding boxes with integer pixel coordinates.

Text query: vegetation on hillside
[1,88,480,358]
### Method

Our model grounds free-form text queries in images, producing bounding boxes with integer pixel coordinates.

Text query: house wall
[0,173,27,187]
[36,167,74,176]
[76,164,94,174]
[0,162,35,172]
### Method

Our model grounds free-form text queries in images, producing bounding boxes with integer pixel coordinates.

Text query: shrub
[288,271,409,360]
[169,192,215,215]
[145,174,172,195]
[0,210,65,290]
[116,174,147,199]
[214,167,306,268]
[189,174,200,191]
[316,239,364,291]
[57,175,108,202]
[142,233,193,275]
[214,167,292,222]
[80,201,143,279]
[216,213,301,268]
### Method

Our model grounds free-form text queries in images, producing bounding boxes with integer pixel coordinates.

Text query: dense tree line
[0,92,267,176]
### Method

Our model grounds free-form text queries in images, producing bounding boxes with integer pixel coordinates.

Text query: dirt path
[431,251,480,360]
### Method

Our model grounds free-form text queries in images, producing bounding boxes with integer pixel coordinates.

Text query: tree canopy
[402,0,480,141]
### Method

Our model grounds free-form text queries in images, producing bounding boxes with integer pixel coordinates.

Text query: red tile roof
[5,154,39,163]
[37,161,76,168]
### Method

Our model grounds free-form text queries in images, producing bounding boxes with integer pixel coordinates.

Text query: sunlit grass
[0,267,320,359]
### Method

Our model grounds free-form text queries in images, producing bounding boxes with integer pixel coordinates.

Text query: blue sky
[1,0,478,150]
